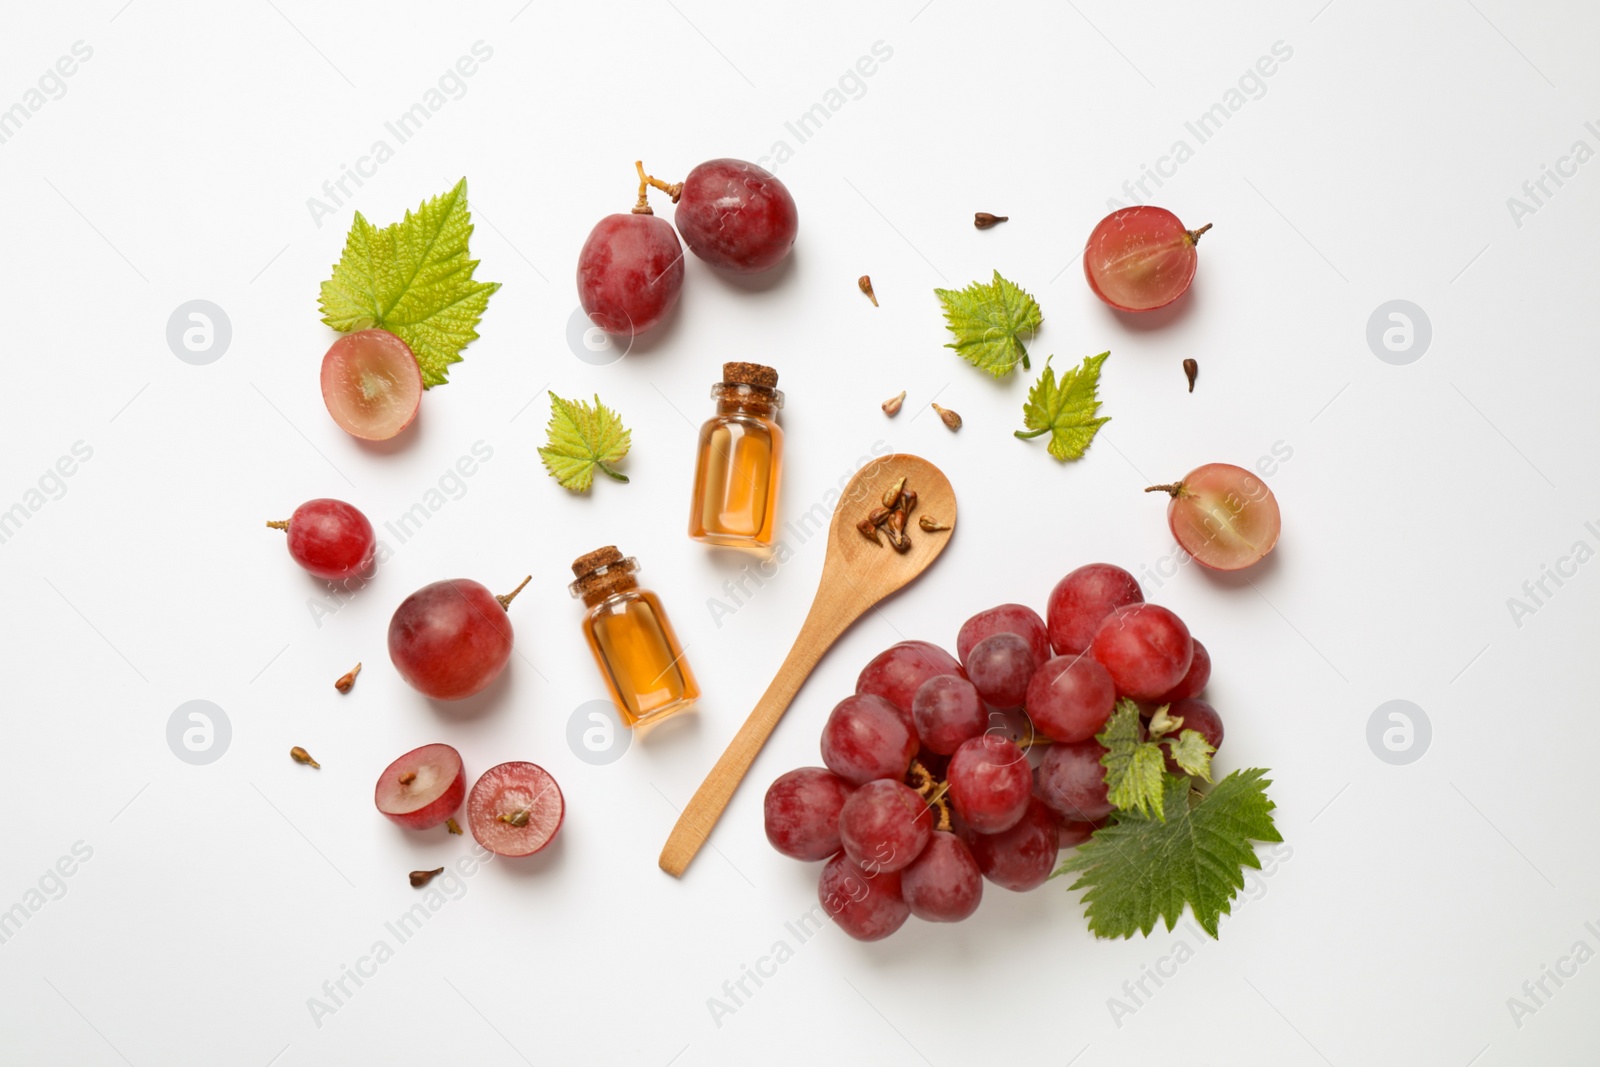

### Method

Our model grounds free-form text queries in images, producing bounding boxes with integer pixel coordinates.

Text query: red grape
[466,761,563,857]
[818,852,909,942]
[900,831,983,922]
[969,798,1059,892]
[1035,740,1114,823]
[838,779,932,873]
[388,578,524,701]
[577,213,684,334]
[964,633,1037,711]
[1057,819,1097,849]
[374,743,465,830]
[947,735,1032,834]
[1090,603,1193,701]
[820,694,916,786]
[674,158,798,273]
[1157,638,1210,702]
[957,604,1051,666]
[856,641,963,720]
[1083,206,1210,312]
[1025,655,1116,743]
[1150,463,1282,571]
[1048,564,1143,656]
[911,675,985,756]
[1163,698,1224,775]
[274,498,374,581]
[764,767,852,861]
[320,329,422,441]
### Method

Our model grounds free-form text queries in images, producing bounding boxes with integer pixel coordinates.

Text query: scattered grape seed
[858,275,878,307]
[973,212,1008,229]
[334,662,362,693]
[1183,358,1198,393]
[445,817,463,836]
[881,390,905,416]
[290,746,320,769]
[410,866,445,888]
[931,403,962,431]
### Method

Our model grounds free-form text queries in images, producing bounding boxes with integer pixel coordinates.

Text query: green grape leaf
[1099,698,1167,820]
[1164,728,1215,782]
[1015,351,1111,461]
[537,393,631,492]
[933,270,1042,377]
[1058,769,1282,939]
[319,177,500,388]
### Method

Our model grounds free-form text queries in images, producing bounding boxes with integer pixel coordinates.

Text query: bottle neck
[712,382,782,418]
[580,578,638,608]
[569,556,642,606]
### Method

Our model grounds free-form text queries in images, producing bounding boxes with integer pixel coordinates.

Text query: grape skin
[374,743,465,830]
[912,675,985,756]
[947,736,1032,834]
[1089,603,1193,701]
[388,579,515,701]
[1083,206,1203,312]
[964,632,1037,711]
[900,831,983,922]
[1035,740,1114,823]
[957,604,1051,666]
[764,767,852,861]
[856,641,963,723]
[818,852,909,942]
[1157,638,1210,703]
[1025,655,1116,743]
[283,498,374,581]
[820,694,916,786]
[968,799,1060,892]
[674,158,798,273]
[320,329,422,441]
[1047,564,1143,656]
[838,780,932,874]
[1164,464,1282,571]
[577,213,685,334]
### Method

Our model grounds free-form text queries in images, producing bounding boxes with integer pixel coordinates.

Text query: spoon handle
[659,605,850,878]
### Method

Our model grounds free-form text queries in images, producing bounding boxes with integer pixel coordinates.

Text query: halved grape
[374,743,465,830]
[1047,564,1143,656]
[1084,206,1210,312]
[577,213,685,334]
[467,761,563,857]
[820,694,916,786]
[764,767,852,861]
[674,158,798,273]
[900,831,982,922]
[947,735,1032,834]
[818,852,909,942]
[1149,464,1281,570]
[1089,603,1192,700]
[838,779,932,873]
[1025,655,1116,743]
[320,329,422,441]
[968,798,1059,892]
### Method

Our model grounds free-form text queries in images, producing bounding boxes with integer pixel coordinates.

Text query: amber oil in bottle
[689,362,784,549]
[570,547,699,727]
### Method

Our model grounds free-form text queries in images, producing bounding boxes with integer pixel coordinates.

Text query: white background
[2,1,1597,1064]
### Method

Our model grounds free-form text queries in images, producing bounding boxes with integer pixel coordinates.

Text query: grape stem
[1145,482,1188,497]
[1185,223,1213,244]
[265,520,289,530]
[496,575,533,611]
[631,161,685,215]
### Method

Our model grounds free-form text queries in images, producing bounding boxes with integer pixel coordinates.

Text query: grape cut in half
[374,743,465,830]
[1084,206,1210,312]
[467,761,564,857]
[1148,463,1282,571]
[320,329,423,441]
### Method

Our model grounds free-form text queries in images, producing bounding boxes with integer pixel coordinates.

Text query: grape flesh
[388,579,515,701]
[764,767,852,861]
[818,852,909,942]
[1035,740,1114,823]
[1083,206,1207,312]
[466,761,564,857]
[320,329,422,441]
[900,831,983,921]
[1090,603,1193,700]
[963,633,1037,711]
[282,498,374,581]
[947,735,1032,834]
[1048,563,1143,656]
[957,604,1051,666]
[374,743,465,830]
[911,675,985,756]
[577,213,685,334]
[1025,655,1116,743]
[968,799,1060,892]
[820,694,916,786]
[856,641,964,722]
[1164,698,1224,775]
[674,158,798,273]
[1159,464,1282,571]
[838,779,932,873]
[1158,638,1210,702]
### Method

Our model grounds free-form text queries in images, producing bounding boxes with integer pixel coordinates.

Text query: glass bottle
[689,362,784,549]
[569,546,699,728]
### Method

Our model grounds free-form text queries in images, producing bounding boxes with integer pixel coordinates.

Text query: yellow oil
[582,591,699,727]
[690,414,783,548]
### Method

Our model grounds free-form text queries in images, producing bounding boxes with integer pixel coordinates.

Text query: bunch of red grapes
[763,563,1224,941]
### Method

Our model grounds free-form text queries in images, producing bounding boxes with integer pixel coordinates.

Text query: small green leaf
[1099,698,1166,820]
[1014,351,1111,461]
[319,178,500,388]
[1164,729,1216,782]
[537,393,631,492]
[933,270,1042,377]
[1058,769,1283,939]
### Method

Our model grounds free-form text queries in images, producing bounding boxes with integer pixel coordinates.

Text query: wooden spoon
[659,453,956,877]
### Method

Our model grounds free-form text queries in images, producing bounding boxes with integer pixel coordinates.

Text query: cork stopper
[722,362,778,389]
[569,546,639,603]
